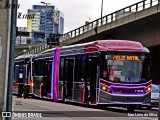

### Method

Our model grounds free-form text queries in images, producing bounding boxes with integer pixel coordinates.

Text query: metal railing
[59,0,159,42]
[24,44,50,55]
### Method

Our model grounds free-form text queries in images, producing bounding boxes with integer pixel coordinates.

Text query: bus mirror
[81,78,84,81]
[105,55,108,59]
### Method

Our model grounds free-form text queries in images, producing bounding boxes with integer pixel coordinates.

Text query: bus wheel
[127,106,135,113]
[86,101,90,108]
[64,98,68,104]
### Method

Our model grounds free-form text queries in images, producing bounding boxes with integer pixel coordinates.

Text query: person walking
[40,83,44,99]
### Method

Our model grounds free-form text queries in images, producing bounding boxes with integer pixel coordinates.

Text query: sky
[17,0,142,33]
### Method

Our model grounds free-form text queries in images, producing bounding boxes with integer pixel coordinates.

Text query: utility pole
[101,0,103,18]
[6,0,18,117]
[101,0,103,25]
[0,0,14,118]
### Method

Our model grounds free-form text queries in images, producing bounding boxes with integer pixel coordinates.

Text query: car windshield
[101,52,151,83]
[152,84,159,93]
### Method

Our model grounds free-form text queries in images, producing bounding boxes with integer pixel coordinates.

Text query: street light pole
[100,0,104,25]
[101,0,103,18]
[7,0,18,117]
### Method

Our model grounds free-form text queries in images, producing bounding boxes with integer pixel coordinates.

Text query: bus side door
[65,58,75,100]
[87,56,98,104]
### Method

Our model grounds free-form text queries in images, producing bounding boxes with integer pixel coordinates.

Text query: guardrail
[59,0,159,42]
[24,44,50,55]
[15,43,45,48]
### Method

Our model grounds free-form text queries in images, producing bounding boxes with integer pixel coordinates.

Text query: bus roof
[15,54,36,62]
[61,40,149,53]
[34,40,149,59]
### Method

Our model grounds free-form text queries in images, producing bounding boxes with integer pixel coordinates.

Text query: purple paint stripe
[51,57,54,99]
[53,48,61,101]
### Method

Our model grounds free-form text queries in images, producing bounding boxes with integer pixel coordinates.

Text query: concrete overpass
[59,0,160,84]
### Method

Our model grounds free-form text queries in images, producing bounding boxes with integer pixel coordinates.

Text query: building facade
[16,27,31,45]
[27,4,64,42]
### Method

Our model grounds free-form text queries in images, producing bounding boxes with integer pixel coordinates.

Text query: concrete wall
[0,0,11,112]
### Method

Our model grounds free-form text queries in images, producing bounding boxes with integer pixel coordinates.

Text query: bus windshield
[101,52,151,83]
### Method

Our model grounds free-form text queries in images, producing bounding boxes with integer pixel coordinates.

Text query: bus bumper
[97,90,151,106]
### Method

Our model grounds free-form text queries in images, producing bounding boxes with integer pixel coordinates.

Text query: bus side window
[75,55,82,82]
[81,55,87,81]
[103,70,107,78]
[101,54,108,80]
[59,58,65,81]
[142,56,151,80]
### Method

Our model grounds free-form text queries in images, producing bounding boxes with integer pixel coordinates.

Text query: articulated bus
[14,54,35,97]
[15,40,151,112]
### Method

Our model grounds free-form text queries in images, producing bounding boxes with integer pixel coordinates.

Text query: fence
[24,44,50,55]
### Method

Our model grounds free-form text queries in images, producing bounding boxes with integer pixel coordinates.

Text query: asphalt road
[11,96,158,120]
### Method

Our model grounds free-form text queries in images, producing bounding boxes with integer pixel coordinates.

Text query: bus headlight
[102,86,107,91]
[101,85,111,93]
[145,85,151,93]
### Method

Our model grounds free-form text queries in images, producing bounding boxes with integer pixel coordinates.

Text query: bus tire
[127,106,135,113]
[86,101,90,108]
[64,98,68,104]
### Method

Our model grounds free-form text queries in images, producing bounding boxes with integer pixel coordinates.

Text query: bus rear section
[14,55,34,97]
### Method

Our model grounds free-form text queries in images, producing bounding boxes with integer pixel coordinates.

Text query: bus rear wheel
[127,106,135,113]
[64,98,68,104]
[86,101,91,108]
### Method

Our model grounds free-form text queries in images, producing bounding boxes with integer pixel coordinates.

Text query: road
[11,96,158,120]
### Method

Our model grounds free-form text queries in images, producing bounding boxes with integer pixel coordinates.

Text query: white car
[148,84,159,109]
[137,84,159,109]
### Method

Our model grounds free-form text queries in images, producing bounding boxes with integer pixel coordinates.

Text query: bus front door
[87,56,98,104]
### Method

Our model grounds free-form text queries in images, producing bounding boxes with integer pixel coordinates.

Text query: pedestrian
[40,83,44,99]
[23,84,30,99]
